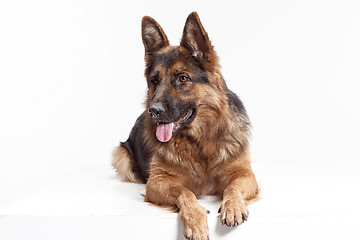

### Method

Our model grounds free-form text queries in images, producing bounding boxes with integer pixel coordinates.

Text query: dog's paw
[179,205,209,240]
[219,199,248,227]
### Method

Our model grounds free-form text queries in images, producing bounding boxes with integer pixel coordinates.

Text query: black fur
[226,88,249,121]
[120,113,152,183]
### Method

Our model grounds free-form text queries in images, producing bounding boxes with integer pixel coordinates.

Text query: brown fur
[112,12,259,240]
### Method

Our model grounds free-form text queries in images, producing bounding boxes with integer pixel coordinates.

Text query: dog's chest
[163,138,227,195]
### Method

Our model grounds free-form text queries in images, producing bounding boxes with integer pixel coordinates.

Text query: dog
[112,12,259,240]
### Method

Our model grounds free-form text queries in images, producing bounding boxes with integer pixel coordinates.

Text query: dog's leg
[217,151,259,227]
[219,169,258,227]
[219,174,256,227]
[145,172,209,240]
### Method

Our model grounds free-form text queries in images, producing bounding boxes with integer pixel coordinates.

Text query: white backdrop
[1,0,360,217]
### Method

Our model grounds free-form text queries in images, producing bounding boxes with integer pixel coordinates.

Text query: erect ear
[180,12,213,61]
[142,16,169,53]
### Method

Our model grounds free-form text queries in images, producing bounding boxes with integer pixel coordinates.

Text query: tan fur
[112,146,141,183]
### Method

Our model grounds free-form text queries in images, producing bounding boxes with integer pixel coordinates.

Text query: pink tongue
[156,123,174,142]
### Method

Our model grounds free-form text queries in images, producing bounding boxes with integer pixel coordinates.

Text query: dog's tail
[112,146,141,183]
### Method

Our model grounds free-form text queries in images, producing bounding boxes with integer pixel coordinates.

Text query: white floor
[1,1,360,239]
[1,164,359,240]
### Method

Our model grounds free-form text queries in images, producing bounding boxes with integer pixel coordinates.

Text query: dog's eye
[179,76,190,82]
[151,77,159,85]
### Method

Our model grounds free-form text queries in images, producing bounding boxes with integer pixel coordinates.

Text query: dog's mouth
[155,107,196,142]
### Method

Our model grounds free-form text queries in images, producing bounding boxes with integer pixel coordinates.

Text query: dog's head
[142,12,224,142]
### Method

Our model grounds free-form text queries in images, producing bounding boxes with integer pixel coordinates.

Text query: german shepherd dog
[113,12,259,240]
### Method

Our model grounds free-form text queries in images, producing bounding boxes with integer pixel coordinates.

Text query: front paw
[219,199,248,227]
[179,205,209,240]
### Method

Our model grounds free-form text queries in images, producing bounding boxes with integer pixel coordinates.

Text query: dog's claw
[206,209,210,214]
[242,213,248,221]
[218,207,221,213]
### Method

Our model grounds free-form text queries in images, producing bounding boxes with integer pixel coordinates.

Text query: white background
[1,0,360,222]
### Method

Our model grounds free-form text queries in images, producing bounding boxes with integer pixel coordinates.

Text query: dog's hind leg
[112,146,141,183]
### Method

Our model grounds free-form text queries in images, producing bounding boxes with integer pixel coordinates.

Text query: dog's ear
[180,12,213,61]
[142,16,169,53]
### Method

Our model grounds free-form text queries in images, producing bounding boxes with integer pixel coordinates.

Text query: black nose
[148,102,165,121]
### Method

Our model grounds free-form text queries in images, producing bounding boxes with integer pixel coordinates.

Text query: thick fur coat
[113,12,259,240]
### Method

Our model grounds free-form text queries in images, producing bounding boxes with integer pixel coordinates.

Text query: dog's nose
[148,102,165,121]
